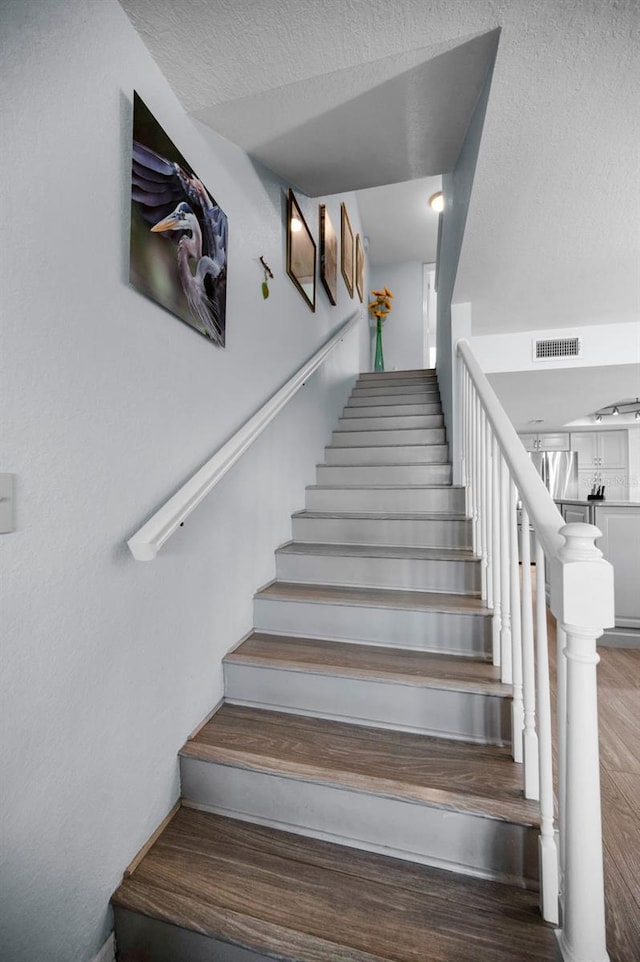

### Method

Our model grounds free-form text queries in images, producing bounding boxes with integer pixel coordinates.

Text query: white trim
[128,312,360,560]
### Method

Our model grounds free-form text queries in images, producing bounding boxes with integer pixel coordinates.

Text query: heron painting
[130,92,228,346]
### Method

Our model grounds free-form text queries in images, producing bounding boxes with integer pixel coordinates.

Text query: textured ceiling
[119,0,640,338]
[357,175,442,267]
[488,365,640,433]
[186,32,498,195]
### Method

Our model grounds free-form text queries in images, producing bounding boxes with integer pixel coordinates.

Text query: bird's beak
[150,215,180,233]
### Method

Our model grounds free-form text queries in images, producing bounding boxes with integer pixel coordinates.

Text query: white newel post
[551,524,614,962]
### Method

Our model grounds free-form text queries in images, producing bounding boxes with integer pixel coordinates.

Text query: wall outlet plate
[0,474,15,533]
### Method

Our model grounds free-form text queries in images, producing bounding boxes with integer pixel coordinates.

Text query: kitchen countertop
[556,499,640,508]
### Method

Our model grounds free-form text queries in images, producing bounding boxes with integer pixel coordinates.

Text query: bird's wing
[132,141,191,229]
[132,142,227,266]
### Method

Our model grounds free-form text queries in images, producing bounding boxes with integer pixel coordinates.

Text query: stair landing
[113,807,557,962]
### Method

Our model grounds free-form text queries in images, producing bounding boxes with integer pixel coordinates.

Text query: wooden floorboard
[182,705,538,825]
[113,809,557,962]
[226,633,508,695]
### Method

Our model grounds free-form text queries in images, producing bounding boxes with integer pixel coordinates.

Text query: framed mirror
[341,202,354,298]
[355,233,364,303]
[319,204,337,306]
[286,189,316,312]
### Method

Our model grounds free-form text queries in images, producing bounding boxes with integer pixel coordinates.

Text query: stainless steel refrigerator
[529,451,579,500]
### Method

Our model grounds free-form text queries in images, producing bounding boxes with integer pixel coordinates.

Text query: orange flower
[384,287,394,298]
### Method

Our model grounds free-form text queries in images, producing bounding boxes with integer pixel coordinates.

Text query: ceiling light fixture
[429,191,444,213]
[595,413,602,423]
[636,409,640,420]
[612,405,620,416]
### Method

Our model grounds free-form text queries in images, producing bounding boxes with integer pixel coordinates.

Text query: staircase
[113,369,557,961]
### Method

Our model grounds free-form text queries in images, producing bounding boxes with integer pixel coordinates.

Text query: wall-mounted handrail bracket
[127,312,360,561]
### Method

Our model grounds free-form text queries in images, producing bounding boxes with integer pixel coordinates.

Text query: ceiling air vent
[533,336,581,361]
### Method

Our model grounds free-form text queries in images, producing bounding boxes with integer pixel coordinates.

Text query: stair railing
[127,312,360,561]
[457,339,613,962]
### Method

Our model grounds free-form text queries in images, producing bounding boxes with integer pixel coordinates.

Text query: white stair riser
[338,414,444,431]
[306,486,464,513]
[253,597,491,656]
[348,394,441,408]
[291,515,472,549]
[359,369,436,380]
[317,464,452,486]
[356,377,438,390]
[345,402,442,417]
[275,551,480,594]
[332,428,446,446]
[352,384,440,398]
[224,664,511,745]
[325,445,449,465]
[179,761,538,885]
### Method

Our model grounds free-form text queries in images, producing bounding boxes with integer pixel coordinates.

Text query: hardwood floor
[594,646,640,961]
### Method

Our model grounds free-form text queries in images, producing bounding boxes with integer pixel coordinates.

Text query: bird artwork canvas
[129,92,228,346]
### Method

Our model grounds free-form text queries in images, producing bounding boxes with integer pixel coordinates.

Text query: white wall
[0,2,367,959]
[369,261,424,371]
[470,321,640,373]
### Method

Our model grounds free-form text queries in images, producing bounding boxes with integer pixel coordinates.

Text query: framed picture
[319,205,337,305]
[355,233,364,303]
[130,92,228,347]
[286,189,316,312]
[341,203,354,297]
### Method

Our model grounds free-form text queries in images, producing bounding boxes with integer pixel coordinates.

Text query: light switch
[0,474,15,533]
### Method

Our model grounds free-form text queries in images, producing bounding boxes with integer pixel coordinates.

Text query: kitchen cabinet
[594,503,640,642]
[519,432,571,452]
[570,430,627,469]
[572,430,628,501]
[578,470,628,501]
[559,502,591,525]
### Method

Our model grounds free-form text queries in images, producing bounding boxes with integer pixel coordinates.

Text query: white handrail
[458,341,565,560]
[457,338,614,961]
[128,312,360,561]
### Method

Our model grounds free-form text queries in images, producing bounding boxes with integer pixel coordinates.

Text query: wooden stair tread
[226,633,507,694]
[182,705,537,825]
[257,581,488,614]
[113,809,555,962]
[277,542,477,563]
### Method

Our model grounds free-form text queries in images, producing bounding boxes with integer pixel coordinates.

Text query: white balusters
[490,432,501,666]
[520,507,540,801]
[472,390,480,556]
[456,342,613,961]
[534,538,559,924]
[510,480,524,763]
[499,454,512,684]
[480,407,489,601]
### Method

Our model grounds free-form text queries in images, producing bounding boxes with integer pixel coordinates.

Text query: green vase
[374,318,384,372]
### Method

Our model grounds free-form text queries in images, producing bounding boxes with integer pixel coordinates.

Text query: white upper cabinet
[520,433,571,452]
[570,431,627,469]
